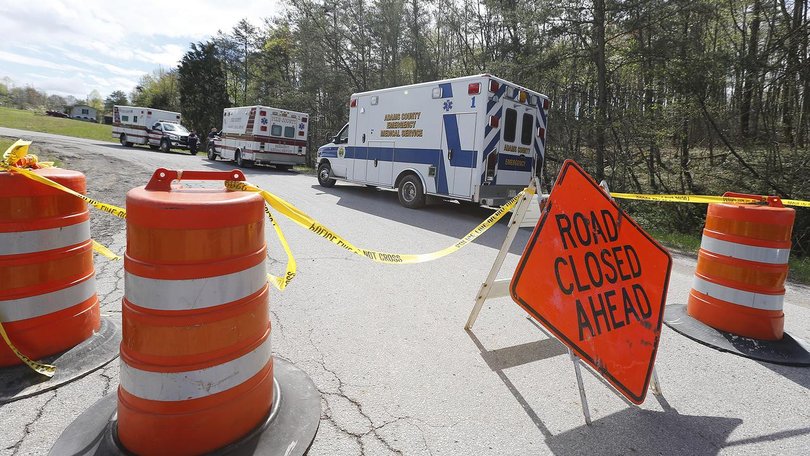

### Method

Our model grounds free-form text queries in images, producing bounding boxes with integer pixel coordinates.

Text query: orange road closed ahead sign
[511,160,672,404]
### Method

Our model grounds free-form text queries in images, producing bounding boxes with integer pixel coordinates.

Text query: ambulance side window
[271,125,283,136]
[334,124,349,144]
[521,113,533,145]
[122,116,129,122]
[133,116,137,123]
[504,108,517,142]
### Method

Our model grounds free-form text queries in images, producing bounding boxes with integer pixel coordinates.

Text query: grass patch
[293,165,316,175]
[0,137,16,154]
[789,256,810,285]
[647,229,702,254]
[0,107,113,142]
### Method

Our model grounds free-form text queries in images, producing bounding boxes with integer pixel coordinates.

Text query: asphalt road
[2,127,809,455]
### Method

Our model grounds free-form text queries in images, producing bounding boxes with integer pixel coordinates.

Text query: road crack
[308,331,404,455]
[4,391,58,455]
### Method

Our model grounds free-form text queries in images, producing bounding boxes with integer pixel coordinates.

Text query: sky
[0,0,280,100]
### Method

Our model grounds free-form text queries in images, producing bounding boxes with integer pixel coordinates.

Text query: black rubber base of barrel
[664,304,810,367]
[0,318,121,404]
[48,357,321,456]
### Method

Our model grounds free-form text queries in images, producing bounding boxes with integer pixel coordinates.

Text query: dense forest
[6,0,810,253]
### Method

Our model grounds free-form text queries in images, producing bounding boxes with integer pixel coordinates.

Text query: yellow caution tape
[2,139,53,169]
[0,322,56,377]
[226,180,531,264]
[7,166,128,218]
[262,203,297,290]
[782,199,810,208]
[92,240,122,260]
[611,192,810,207]
[5,152,529,284]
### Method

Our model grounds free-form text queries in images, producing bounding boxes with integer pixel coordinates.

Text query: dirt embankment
[34,142,152,247]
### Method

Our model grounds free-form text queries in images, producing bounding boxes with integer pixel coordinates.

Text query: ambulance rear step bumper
[478,184,527,207]
[252,152,306,166]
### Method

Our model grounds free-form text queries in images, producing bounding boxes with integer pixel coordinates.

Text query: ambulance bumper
[248,151,306,166]
[478,185,526,207]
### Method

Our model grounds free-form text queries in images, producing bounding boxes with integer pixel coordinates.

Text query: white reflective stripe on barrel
[0,276,96,322]
[120,336,272,402]
[700,235,790,265]
[692,276,784,311]
[0,221,90,255]
[124,262,267,311]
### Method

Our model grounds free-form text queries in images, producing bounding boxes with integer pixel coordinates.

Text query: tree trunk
[740,0,761,138]
[593,0,607,181]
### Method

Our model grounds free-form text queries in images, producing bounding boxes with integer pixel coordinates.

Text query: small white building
[66,105,98,121]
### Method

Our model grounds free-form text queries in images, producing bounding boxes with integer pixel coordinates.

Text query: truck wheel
[207,145,217,161]
[119,134,132,147]
[398,175,426,209]
[160,139,170,153]
[317,163,337,188]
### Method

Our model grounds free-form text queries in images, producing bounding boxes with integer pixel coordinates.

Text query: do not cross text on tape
[510,160,673,404]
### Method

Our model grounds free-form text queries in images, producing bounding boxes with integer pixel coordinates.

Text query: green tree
[177,41,230,140]
[131,68,180,111]
[104,90,129,112]
[86,89,104,113]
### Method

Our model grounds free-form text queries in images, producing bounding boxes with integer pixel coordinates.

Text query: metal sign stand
[465,178,665,426]
[565,331,663,425]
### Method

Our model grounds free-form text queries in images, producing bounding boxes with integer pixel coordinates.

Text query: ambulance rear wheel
[317,163,336,188]
[119,134,132,147]
[207,145,217,161]
[398,175,425,209]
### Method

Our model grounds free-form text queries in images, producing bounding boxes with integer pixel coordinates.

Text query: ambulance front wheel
[318,163,337,188]
[398,175,426,209]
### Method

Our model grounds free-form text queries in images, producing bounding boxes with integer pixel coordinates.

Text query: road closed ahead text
[552,210,653,342]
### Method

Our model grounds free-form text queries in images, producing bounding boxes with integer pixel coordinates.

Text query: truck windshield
[163,123,189,134]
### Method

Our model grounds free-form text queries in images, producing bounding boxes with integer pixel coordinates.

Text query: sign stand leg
[650,367,662,396]
[465,179,538,330]
[569,349,592,425]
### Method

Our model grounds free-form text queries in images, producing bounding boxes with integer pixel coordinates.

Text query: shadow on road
[464,322,806,455]
[93,142,205,158]
[309,183,535,253]
[546,407,745,455]
[759,360,810,391]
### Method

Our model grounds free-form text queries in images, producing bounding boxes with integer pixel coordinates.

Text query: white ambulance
[112,106,192,153]
[208,106,309,169]
[316,74,549,208]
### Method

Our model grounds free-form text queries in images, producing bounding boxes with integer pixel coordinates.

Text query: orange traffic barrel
[687,193,793,340]
[664,193,810,366]
[50,169,320,455]
[0,168,99,366]
[117,169,273,455]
